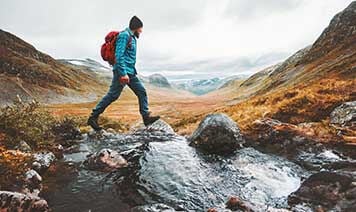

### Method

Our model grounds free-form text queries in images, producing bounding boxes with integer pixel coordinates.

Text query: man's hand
[119,75,130,85]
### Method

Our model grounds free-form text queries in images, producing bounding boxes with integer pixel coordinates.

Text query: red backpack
[100,31,132,66]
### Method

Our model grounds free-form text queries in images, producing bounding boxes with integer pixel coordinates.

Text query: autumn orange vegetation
[224,77,355,130]
[0,149,32,190]
[172,75,355,142]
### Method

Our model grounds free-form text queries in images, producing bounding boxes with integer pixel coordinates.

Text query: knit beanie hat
[129,16,143,30]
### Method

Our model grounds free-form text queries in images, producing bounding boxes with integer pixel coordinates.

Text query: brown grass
[170,75,355,140]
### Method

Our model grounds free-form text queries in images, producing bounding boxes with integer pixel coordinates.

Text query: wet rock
[25,170,42,184]
[226,196,253,211]
[133,119,175,134]
[249,118,315,145]
[16,140,32,152]
[249,118,337,145]
[288,171,355,211]
[84,148,127,172]
[330,101,356,142]
[131,203,176,212]
[248,118,327,157]
[23,169,42,195]
[87,129,117,140]
[189,113,244,154]
[330,101,356,126]
[0,191,49,211]
[32,152,56,173]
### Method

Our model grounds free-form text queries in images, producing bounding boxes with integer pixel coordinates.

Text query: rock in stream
[189,113,244,154]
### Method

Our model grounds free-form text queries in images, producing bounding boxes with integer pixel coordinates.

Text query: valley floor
[46,86,227,135]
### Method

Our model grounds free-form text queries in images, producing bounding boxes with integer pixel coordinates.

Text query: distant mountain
[145,73,171,88]
[58,58,111,77]
[58,58,111,73]
[173,75,247,95]
[0,29,107,105]
[60,60,174,89]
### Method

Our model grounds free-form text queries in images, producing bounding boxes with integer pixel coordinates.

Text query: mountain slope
[0,29,107,105]
[221,1,356,127]
[175,2,356,135]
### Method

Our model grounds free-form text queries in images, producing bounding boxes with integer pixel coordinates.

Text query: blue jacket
[113,27,137,76]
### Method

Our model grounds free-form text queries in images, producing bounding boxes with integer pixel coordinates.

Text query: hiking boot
[143,113,160,126]
[87,114,102,131]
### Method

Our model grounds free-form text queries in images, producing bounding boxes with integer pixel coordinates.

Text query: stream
[42,125,309,212]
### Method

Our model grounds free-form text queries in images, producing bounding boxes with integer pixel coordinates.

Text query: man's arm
[113,32,129,77]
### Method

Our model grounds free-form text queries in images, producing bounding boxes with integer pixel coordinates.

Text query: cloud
[0,0,354,80]
[224,0,302,21]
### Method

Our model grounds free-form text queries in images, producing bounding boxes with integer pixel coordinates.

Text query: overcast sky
[0,0,353,80]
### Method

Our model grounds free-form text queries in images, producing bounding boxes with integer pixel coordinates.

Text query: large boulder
[330,101,356,126]
[84,148,128,172]
[189,113,244,154]
[0,191,49,211]
[288,171,356,211]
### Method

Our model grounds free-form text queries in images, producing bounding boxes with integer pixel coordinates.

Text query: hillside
[175,2,356,138]
[0,30,107,105]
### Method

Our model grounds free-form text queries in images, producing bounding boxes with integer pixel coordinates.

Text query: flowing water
[42,128,308,212]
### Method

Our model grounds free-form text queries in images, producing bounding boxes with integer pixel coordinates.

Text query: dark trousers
[92,71,149,117]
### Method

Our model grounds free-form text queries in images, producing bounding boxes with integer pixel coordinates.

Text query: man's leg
[127,75,160,126]
[127,75,149,117]
[88,72,124,130]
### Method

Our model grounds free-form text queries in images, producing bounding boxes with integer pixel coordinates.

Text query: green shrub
[51,116,82,147]
[0,98,56,149]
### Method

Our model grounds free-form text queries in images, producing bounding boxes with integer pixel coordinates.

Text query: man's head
[129,16,143,38]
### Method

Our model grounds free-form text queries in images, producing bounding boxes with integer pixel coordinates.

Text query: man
[88,16,160,131]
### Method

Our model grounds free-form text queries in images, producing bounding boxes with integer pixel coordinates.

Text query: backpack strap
[127,36,133,49]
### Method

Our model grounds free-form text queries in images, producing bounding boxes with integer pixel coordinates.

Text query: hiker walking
[88,16,160,131]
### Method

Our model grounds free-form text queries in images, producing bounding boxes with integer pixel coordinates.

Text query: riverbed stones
[84,148,127,172]
[189,113,244,154]
[32,152,56,173]
[0,191,49,211]
[226,196,253,211]
[131,203,176,212]
[23,169,42,195]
